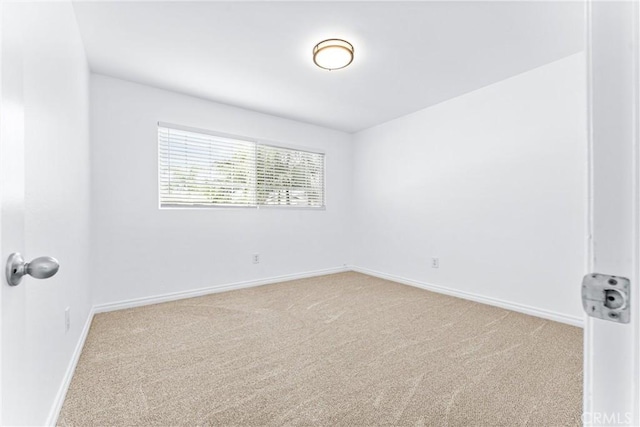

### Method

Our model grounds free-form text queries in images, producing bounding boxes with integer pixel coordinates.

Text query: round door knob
[25,256,60,279]
[6,253,60,286]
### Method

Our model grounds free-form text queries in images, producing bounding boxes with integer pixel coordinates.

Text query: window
[158,123,325,208]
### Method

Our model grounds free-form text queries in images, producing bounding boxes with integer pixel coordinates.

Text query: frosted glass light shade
[313,39,354,71]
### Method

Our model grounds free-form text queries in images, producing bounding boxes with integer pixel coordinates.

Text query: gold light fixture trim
[313,39,354,71]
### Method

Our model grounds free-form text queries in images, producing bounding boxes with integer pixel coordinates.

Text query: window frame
[157,122,326,210]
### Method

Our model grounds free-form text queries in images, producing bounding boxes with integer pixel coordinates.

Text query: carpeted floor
[59,272,582,426]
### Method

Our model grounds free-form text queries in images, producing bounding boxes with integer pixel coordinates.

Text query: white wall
[351,53,587,323]
[1,2,92,426]
[90,75,352,306]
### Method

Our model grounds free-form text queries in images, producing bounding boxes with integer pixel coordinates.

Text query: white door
[1,1,93,423]
[584,1,640,426]
[0,3,28,422]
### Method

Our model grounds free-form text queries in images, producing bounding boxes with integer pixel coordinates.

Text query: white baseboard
[94,266,350,314]
[46,305,95,426]
[348,265,584,328]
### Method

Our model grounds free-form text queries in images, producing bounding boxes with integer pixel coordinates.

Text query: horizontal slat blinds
[257,145,324,207]
[159,127,256,207]
[158,125,325,208]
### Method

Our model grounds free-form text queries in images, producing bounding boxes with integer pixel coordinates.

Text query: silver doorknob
[6,253,59,286]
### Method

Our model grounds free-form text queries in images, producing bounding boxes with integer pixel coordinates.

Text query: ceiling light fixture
[313,39,354,71]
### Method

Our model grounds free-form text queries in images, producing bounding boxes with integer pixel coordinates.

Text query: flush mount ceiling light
[313,39,354,71]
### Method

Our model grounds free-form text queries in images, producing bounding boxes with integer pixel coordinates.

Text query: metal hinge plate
[582,273,630,323]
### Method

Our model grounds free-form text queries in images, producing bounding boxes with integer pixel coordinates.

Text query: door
[0,2,28,423]
[584,1,640,426]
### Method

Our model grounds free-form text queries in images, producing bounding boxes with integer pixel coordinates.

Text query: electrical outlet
[431,257,439,268]
[252,254,260,264]
[65,307,70,332]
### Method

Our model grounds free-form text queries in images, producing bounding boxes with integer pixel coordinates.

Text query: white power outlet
[65,307,71,332]
[252,254,260,264]
[431,257,439,268]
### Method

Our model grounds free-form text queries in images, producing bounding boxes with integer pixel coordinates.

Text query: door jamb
[583,1,640,424]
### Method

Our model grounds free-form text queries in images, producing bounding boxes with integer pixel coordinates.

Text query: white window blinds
[158,124,325,208]
[257,145,324,207]
[159,127,256,207]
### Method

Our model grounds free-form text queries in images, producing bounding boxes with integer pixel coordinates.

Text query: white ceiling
[72,1,584,133]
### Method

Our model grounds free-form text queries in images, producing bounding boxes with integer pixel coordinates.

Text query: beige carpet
[59,272,582,426]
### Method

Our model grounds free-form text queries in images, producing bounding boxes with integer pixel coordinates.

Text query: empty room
[1,1,639,426]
